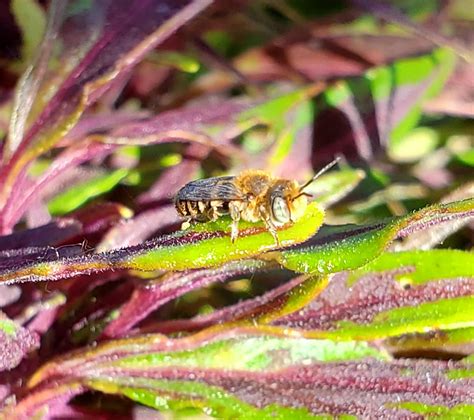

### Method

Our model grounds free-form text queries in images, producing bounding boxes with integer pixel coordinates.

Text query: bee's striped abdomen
[175,198,227,222]
[175,176,239,222]
[175,199,204,217]
[175,199,189,217]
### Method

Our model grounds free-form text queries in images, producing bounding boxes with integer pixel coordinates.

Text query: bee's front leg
[229,201,241,243]
[269,227,280,246]
[265,223,280,246]
[259,205,280,246]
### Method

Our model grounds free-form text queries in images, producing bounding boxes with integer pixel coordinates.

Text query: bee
[175,158,340,244]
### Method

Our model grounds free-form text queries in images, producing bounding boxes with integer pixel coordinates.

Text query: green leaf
[307,167,366,209]
[386,327,474,354]
[455,148,474,167]
[238,85,322,135]
[394,402,474,418]
[316,48,456,147]
[276,199,474,274]
[149,51,200,73]
[267,101,314,168]
[27,327,470,418]
[30,330,387,386]
[388,126,440,163]
[330,295,474,340]
[90,379,330,419]
[47,169,130,215]
[113,336,386,371]
[11,0,47,65]
[241,250,474,342]
[388,48,456,145]
[348,249,474,286]
[0,202,324,283]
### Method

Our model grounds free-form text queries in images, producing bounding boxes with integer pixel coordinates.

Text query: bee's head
[268,158,340,225]
[268,180,308,226]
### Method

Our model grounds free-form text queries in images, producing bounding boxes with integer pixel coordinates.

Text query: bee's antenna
[299,157,341,192]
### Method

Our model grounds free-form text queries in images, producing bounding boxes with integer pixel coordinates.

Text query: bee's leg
[209,200,224,221]
[259,206,280,246]
[229,201,241,243]
[206,207,217,221]
[181,218,192,230]
[265,222,280,246]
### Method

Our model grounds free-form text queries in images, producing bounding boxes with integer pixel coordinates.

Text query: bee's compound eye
[271,196,290,223]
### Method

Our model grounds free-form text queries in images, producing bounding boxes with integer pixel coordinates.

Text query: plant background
[0,0,473,418]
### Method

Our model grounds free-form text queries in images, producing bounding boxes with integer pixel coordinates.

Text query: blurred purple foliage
[0,0,473,417]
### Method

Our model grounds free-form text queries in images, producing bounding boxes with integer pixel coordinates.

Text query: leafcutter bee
[175,158,340,244]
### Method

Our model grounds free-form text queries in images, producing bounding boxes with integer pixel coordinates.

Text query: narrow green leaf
[114,336,386,371]
[386,327,474,354]
[11,0,47,65]
[394,401,474,418]
[47,169,129,215]
[0,203,324,283]
[388,48,455,145]
[328,296,474,340]
[90,379,328,419]
[308,167,366,209]
[276,199,474,274]
[149,51,200,73]
[348,249,474,286]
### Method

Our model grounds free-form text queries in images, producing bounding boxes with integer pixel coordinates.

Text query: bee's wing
[176,176,243,201]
